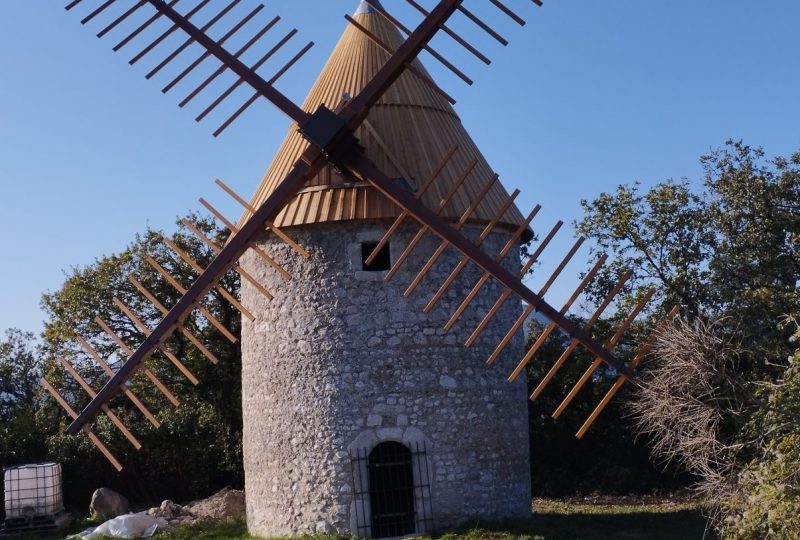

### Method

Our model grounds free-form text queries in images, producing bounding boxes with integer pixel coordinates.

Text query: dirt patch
[146,488,246,527]
[184,487,246,521]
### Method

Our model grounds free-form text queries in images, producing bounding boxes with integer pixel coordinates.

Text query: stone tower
[240,2,532,536]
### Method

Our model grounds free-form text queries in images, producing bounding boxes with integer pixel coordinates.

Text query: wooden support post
[366,145,459,265]
[488,0,526,26]
[575,305,680,438]
[552,288,656,419]
[463,222,566,347]
[366,0,474,85]
[41,378,123,471]
[80,0,119,25]
[76,336,161,428]
[145,256,238,344]
[537,238,586,297]
[162,236,257,320]
[195,27,297,121]
[385,158,479,282]
[404,174,498,297]
[112,298,200,385]
[97,0,148,38]
[198,193,295,278]
[130,0,211,66]
[214,40,315,136]
[424,192,524,313]
[161,4,265,94]
[402,0,491,65]
[93,316,180,407]
[58,358,142,450]
[181,219,274,301]
[128,276,221,365]
[112,0,181,52]
[180,15,281,107]
[456,4,508,45]
[144,0,241,80]
[443,211,548,332]
[483,237,584,364]
[344,15,456,105]
[529,268,632,401]
[508,254,607,382]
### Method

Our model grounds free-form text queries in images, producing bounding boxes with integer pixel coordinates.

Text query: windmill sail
[41,0,674,474]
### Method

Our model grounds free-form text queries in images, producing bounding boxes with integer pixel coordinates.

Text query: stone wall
[240,220,530,537]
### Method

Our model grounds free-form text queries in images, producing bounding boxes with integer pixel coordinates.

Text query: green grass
[4,500,710,540]
[427,499,709,540]
[523,499,710,540]
[151,519,256,539]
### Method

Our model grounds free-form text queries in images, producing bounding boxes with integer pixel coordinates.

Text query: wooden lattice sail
[40,0,678,473]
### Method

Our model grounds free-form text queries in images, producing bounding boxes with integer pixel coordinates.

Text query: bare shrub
[628,318,755,519]
[629,316,800,538]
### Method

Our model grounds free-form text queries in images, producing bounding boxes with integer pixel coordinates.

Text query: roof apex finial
[355,0,383,16]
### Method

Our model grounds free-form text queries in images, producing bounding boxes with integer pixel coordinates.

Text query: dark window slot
[362,242,391,272]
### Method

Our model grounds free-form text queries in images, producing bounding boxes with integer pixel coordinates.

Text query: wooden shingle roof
[246,1,527,232]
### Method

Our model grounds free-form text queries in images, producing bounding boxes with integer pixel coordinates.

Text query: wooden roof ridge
[242,2,528,233]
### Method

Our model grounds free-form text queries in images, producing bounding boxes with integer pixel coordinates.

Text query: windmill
[41,0,679,536]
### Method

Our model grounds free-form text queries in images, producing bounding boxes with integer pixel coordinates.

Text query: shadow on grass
[525,508,708,540]
[4,504,711,540]
[442,503,711,540]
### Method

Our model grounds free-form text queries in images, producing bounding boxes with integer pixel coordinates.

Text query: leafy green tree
[19,214,244,507]
[529,141,799,499]
[1,329,42,420]
[576,180,714,316]
[0,329,53,466]
[572,141,799,533]
[577,140,800,368]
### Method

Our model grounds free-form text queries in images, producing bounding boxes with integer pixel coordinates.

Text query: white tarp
[68,512,167,539]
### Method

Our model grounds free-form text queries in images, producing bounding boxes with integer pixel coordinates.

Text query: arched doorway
[368,441,415,538]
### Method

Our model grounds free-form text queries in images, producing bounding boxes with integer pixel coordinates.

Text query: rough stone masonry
[240,220,531,537]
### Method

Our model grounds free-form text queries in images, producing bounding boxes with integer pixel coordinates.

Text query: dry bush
[629,317,800,538]
[628,318,754,514]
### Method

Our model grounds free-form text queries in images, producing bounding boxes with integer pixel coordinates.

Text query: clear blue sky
[1,1,798,336]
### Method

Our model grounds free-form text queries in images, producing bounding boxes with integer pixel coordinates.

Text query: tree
[1,214,245,507]
[530,140,798,497]
[575,141,800,535]
[631,317,800,539]
[576,180,714,317]
[0,329,52,468]
[0,329,42,420]
[577,140,800,370]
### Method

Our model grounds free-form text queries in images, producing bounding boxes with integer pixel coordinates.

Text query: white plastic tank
[3,463,64,519]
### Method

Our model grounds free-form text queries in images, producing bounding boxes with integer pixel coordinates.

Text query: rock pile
[146,488,245,527]
[185,487,246,521]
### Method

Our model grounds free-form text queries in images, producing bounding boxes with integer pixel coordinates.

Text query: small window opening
[368,441,416,538]
[362,241,391,272]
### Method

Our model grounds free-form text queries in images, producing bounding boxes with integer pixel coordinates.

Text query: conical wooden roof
[247,1,526,232]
